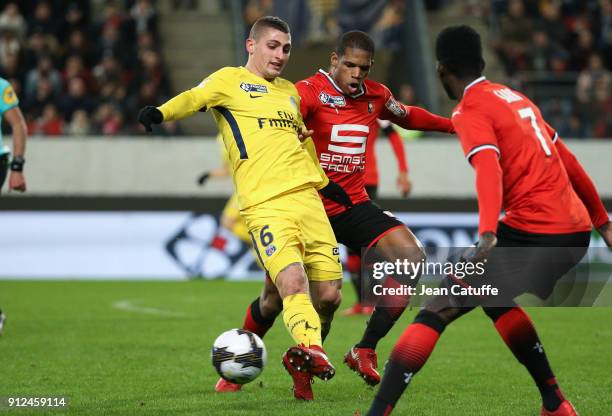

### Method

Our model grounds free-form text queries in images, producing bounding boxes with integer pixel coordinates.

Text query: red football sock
[493,307,565,411]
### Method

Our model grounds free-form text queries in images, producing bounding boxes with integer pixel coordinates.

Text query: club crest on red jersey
[319,92,346,107]
[368,102,374,113]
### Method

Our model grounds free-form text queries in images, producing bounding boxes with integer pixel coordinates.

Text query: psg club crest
[265,244,276,257]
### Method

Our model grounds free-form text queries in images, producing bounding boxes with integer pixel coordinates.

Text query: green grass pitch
[1,280,611,415]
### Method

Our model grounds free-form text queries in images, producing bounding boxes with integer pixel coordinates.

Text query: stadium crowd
[489,0,611,138]
[0,0,609,139]
[0,0,174,136]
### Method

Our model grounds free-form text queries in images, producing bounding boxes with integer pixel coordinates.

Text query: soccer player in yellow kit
[138,16,352,395]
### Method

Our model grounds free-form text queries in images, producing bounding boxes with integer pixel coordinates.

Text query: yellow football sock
[282,293,322,347]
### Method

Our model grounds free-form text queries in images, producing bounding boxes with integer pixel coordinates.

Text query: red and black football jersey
[297,69,451,216]
[452,77,591,234]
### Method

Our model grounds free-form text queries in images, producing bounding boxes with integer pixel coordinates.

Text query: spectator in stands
[593,0,611,69]
[23,75,55,119]
[0,52,24,87]
[66,109,91,136]
[30,103,63,136]
[93,103,123,135]
[63,55,96,94]
[0,2,27,42]
[493,0,534,75]
[371,0,406,51]
[536,2,565,47]
[526,30,568,73]
[27,1,58,37]
[576,53,611,136]
[133,49,170,100]
[64,29,96,68]
[130,0,158,37]
[58,3,90,44]
[22,29,59,71]
[0,29,20,69]
[24,55,61,101]
[0,1,168,136]
[59,76,96,121]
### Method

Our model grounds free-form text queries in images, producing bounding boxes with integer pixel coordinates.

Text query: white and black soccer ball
[212,329,267,384]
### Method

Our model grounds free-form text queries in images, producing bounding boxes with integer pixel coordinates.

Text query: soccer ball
[211,329,267,384]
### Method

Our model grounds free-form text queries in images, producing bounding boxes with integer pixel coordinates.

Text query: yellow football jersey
[158,66,327,209]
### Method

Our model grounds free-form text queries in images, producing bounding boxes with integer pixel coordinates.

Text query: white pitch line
[112,299,187,317]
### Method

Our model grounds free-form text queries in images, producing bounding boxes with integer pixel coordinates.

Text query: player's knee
[315,286,342,315]
[275,263,308,297]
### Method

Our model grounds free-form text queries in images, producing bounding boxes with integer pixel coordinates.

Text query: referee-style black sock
[485,307,565,412]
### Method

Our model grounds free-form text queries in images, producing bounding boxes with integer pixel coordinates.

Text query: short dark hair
[335,30,375,57]
[249,16,290,39]
[436,25,485,78]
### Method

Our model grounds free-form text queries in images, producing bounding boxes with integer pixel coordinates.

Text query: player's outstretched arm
[4,106,27,192]
[382,100,455,134]
[554,137,610,238]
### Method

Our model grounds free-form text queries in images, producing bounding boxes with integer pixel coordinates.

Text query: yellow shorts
[240,186,342,282]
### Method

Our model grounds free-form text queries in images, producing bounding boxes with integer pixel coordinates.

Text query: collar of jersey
[318,69,366,98]
[464,76,487,94]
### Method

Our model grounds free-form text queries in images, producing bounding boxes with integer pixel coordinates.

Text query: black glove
[197,171,211,186]
[138,106,163,132]
[319,180,353,208]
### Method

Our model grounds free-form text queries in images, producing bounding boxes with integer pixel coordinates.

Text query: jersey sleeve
[554,136,609,228]
[378,87,454,133]
[295,80,318,120]
[0,79,19,114]
[452,108,499,163]
[158,69,229,121]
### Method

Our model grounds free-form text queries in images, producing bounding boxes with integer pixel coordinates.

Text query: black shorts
[329,201,404,253]
[0,153,8,192]
[444,222,591,306]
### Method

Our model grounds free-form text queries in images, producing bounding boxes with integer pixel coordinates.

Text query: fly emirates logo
[320,124,368,173]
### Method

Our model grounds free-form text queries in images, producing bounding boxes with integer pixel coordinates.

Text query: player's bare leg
[309,279,342,341]
[346,226,425,386]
